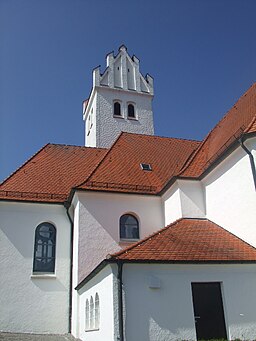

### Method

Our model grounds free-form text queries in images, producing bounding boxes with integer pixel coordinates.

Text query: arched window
[89,296,94,329]
[127,104,135,118]
[33,222,56,273]
[120,214,139,240]
[114,101,121,116]
[85,299,89,330]
[95,293,100,329]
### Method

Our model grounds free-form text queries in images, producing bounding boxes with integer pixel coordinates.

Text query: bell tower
[83,45,154,148]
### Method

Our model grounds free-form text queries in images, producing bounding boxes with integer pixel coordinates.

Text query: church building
[1,45,256,341]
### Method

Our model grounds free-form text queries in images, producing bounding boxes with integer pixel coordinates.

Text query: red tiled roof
[180,83,256,177]
[111,218,256,262]
[77,133,200,194]
[1,84,255,202]
[0,144,107,203]
[246,115,256,134]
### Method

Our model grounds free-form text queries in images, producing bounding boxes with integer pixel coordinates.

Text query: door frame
[191,281,229,340]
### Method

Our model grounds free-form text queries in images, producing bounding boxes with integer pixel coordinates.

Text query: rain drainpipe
[117,260,124,341]
[239,137,256,190]
[64,201,74,334]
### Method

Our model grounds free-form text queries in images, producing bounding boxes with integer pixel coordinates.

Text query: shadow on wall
[31,277,67,292]
[1,222,34,258]
[123,270,196,341]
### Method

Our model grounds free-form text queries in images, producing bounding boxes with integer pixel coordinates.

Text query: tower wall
[83,46,154,148]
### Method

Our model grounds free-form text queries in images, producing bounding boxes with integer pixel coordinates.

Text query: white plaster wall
[178,180,206,218]
[203,138,256,247]
[162,180,205,226]
[123,263,256,341]
[77,264,116,341]
[84,92,97,147]
[75,191,163,283]
[162,183,182,226]
[96,87,154,148]
[0,201,70,333]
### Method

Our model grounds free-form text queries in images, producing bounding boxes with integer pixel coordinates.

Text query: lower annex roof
[111,218,256,262]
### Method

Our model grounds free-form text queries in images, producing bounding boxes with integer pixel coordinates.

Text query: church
[0,45,256,341]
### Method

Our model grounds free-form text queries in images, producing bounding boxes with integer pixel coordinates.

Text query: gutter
[117,261,124,341]
[239,137,256,190]
[64,201,74,334]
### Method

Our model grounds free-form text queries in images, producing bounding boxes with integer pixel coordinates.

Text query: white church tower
[83,45,154,148]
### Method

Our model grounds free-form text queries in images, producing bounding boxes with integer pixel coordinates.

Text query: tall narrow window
[85,299,89,330]
[95,293,100,329]
[127,104,135,118]
[89,296,94,329]
[114,101,121,116]
[120,214,139,240]
[33,222,56,273]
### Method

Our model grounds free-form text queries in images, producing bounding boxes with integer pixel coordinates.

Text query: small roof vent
[140,163,152,171]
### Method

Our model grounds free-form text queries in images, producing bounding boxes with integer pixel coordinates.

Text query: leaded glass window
[120,214,139,240]
[95,293,100,329]
[33,222,56,273]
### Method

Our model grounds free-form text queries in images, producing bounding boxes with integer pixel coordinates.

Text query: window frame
[85,299,90,330]
[94,293,100,329]
[85,293,100,332]
[33,222,56,274]
[113,100,123,118]
[127,103,137,120]
[120,213,140,241]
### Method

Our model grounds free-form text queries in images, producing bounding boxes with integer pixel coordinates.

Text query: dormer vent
[140,163,152,171]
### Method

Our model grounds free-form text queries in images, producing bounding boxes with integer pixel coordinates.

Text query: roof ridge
[122,131,201,143]
[74,132,125,189]
[111,217,207,258]
[47,143,108,151]
[0,143,50,186]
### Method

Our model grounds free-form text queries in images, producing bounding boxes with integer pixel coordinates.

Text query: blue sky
[1,0,256,182]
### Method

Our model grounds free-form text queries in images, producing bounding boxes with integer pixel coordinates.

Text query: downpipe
[64,201,74,334]
[239,138,256,190]
[117,261,124,341]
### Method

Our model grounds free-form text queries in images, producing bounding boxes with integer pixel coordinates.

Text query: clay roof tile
[111,218,256,262]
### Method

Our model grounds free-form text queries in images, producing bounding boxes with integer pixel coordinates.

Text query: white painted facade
[73,190,163,283]
[203,137,256,247]
[0,201,71,334]
[76,265,117,341]
[163,180,206,226]
[122,263,256,341]
[76,263,256,341]
[83,45,154,148]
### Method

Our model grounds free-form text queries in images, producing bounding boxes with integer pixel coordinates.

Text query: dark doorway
[191,282,227,340]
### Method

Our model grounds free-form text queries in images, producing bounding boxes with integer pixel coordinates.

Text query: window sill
[31,274,56,279]
[127,116,137,121]
[120,238,139,243]
[85,328,99,332]
[113,115,124,119]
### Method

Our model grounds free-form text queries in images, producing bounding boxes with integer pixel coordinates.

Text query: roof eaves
[193,131,256,180]
[75,259,110,291]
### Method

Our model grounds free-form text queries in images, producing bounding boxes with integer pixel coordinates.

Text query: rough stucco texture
[0,202,70,334]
